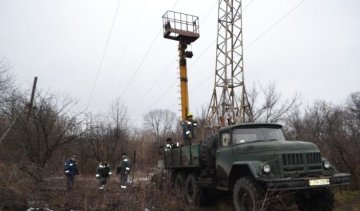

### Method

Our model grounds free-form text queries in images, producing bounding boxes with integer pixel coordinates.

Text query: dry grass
[1,165,359,211]
[334,190,360,211]
[27,175,183,210]
[22,174,237,211]
[0,163,33,210]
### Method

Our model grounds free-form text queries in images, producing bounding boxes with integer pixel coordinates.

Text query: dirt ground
[25,175,360,211]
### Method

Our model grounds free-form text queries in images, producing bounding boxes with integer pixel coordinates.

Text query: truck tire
[200,136,217,174]
[233,177,266,211]
[185,173,203,206]
[295,188,334,211]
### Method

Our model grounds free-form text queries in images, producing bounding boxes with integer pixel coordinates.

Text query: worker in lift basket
[181,112,197,145]
[117,153,131,189]
[95,160,112,190]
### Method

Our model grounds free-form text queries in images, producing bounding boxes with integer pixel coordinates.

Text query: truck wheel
[295,188,334,211]
[185,174,202,206]
[233,177,266,211]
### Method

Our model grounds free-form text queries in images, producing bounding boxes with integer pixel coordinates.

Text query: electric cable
[119,29,162,99]
[152,0,308,112]
[127,0,209,112]
[243,0,255,11]
[118,0,179,99]
[148,79,178,110]
[85,0,122,111]
[129,56,177,112]
[132,0,304,118]
[134,38,216,112]
[244,0,307,50]
[201,1,218,25]
[112,0,147,74]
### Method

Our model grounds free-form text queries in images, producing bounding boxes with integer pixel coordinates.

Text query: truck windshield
[232,128,285,145]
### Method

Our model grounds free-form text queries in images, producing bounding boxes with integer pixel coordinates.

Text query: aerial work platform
[162,11,199,44]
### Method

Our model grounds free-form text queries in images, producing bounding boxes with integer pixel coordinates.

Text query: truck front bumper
[258,173,351,191]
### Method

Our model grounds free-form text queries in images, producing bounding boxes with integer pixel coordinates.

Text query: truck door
[216,131,233,188]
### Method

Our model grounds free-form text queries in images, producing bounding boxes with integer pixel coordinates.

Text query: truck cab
[215,124,350,190]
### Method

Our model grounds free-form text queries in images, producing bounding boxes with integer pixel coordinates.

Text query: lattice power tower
[206,0,252,128]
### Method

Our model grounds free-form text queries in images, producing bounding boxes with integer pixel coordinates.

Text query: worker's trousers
[120,173,128,189]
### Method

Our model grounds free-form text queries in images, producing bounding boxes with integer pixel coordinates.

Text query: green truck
[163,123,351,210]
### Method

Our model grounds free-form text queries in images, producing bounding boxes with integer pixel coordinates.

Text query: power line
[85,0,122,111]
[129,57,177,112]
[126,0,207,113]
[243,0,256,11]
[148,79,178,110]
[171,0,179,9]
[153,0,308,111]
[138,2,219,111]
[201,1,218,25]
[118,0,179,99]
[188,39,217,69]
[131,0,261,115]
[112,0,147,74]
[244,0,307,50]
[119,29,162,98]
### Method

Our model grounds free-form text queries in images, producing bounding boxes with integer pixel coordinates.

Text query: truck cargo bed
[164,144,201,168]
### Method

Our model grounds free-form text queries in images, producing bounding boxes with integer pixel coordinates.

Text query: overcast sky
[0,0,359,126]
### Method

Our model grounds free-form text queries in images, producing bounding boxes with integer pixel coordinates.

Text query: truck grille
[282,153,304,165]
[306,152,322,164]
[282,152,322,174]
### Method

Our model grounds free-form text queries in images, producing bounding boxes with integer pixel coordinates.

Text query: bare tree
[0,57,15,125]
[0,57,14,98]
[190,105,208,141]
[343,92,360,188]
[81,97,130,163]
[247,82,300,123]
[81,113,107,162]
[23,95,82,163]
[108,97,129,156]
[143,109,177,144]
[345,92,360,138]
[0,91,24,161]
[1,93,84,188]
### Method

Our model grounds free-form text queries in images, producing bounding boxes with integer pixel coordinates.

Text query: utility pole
[0,76,38,144]
[27,76,37,117]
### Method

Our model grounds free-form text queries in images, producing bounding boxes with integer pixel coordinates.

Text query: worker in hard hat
[181,112,197,145]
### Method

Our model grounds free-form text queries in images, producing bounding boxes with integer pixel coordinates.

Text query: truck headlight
[323,160,330,169]
[263,164,271,173]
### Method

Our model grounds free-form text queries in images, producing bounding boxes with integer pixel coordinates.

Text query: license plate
[309,178,330,186]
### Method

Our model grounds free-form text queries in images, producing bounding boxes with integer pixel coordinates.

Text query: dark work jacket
[181,119,197,140]
[117,158,131,175]
[96,163,111,178]
[64,159,79,177]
